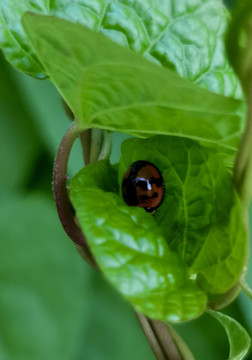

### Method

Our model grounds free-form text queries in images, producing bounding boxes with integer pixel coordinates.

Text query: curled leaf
[208,310,251,360]
[119,136,247,295]
[70,135,247,321]
[70,160,207,323]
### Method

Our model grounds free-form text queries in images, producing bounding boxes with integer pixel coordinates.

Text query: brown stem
[53,122,95,267]
[61,98,91,166]
[136,313,183,360]
[80,130,92,165]
[53,122,84,246]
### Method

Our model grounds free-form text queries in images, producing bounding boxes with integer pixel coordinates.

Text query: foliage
[119,136,246,294]
[0,0,251,359]
[21,13,245,171]
[0,0,242,99]
[208,311,251,360]
[70,159,207,323]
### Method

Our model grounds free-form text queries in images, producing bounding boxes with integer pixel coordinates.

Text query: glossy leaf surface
[208,311,251,360]
[0,0,111,78]
[70,160,207,323]
[22,14,245,163]
[119,136,247,294]
[0,0,241,98]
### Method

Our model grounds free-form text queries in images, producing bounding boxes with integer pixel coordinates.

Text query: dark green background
[0,17,251,358]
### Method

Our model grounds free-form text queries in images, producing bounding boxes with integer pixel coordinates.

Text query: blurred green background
[0,8,252,357]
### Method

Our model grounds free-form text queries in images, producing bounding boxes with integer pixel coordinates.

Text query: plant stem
[61,98,92,166]
[98,130,112,161]
[53,122,81,244]
[80,129,91,165]
[89,129,104,164]
[239,276,252,300]
[136,313,183,360]
[232,60,252,301]
[167,325,195,360]
[53,122,95,267]
[233,78,252,210]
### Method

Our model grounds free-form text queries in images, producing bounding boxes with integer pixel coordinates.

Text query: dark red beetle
[122,160,165,213]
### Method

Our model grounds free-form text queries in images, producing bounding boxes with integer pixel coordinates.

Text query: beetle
[122,160,165,213]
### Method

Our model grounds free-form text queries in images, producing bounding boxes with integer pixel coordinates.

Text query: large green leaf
[208,311,251,360]
[21,14,245,160]
[226,0,252,95]
[0,0,241,98]
[70,160,207,323]
[0,0,110,78]
[119,136,246,294]
[0,52,40,192]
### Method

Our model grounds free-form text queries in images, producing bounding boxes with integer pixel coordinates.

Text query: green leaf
[1,0,241,99]
[119,136,247,294]
[70,160,207,323]
[208,311,251,360]
[0,194,91,359]
[226,0,252,95]
[0,0,109,78]
[0,52,40,192]
[22,14,245,162]
[173,311,229,360]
